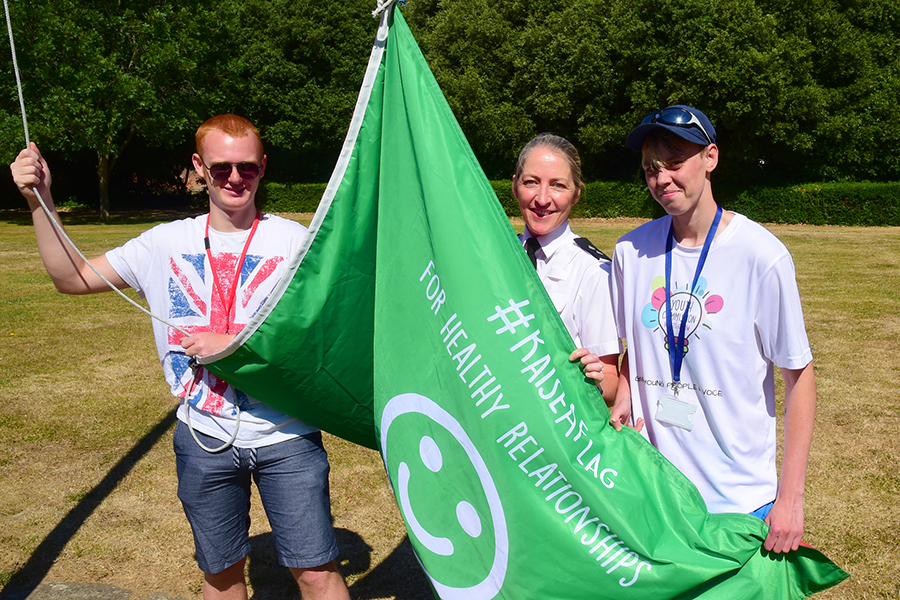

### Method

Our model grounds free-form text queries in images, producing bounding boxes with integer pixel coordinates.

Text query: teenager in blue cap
[608,105,817,554]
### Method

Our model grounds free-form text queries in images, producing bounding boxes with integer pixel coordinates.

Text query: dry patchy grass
[0,210,896,599]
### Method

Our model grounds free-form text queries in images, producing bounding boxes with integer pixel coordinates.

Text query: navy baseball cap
[625,105,716,151]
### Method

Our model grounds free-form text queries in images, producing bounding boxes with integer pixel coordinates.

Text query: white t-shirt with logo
[611,213,813,513]
[106,213,316,448]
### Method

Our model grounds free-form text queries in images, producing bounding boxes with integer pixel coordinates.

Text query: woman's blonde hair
[514,133,583,191]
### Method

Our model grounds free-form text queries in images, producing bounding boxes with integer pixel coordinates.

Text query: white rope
[4,0,28,144]
[33,187,194,334]
[3,0,239,453]
[182,374,241,453]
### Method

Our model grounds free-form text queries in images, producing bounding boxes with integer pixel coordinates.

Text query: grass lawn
[0,209,897,599]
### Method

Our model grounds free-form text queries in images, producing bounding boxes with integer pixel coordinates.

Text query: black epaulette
[574,237,611,262]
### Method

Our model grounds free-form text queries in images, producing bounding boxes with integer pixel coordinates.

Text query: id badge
[656,394,696,431]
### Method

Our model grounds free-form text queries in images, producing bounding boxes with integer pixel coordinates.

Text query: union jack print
[166,250,285,415]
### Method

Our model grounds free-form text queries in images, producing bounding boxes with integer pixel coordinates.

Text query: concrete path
[6,582,184,600]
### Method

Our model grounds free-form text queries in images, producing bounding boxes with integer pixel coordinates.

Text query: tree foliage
[405,0,900,183]
[1,0,899,215]
[214,0,374,182]
[0,0,224,217]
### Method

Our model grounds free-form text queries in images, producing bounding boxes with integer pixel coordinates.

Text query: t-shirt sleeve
[611,245,628,341]
[104,228,156,297]
[754,253,813,369]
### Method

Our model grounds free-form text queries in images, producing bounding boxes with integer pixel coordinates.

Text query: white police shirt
[520,222,620,358]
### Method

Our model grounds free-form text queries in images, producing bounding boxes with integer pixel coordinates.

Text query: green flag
[205,4,848,598]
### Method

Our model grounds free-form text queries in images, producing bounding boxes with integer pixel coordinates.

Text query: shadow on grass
[0,401,430,600]
[343,534,433,600]
[0,408,178,600]
[245,529,432,600]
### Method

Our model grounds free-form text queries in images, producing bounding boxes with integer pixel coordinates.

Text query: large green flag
[205,4,847,598]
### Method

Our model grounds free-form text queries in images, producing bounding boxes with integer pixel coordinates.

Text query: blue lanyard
[664,206,722,393]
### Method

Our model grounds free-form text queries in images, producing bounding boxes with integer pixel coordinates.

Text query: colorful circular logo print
[380,393,508,599]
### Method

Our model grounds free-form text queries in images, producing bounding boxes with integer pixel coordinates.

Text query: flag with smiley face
[204,3,848,598]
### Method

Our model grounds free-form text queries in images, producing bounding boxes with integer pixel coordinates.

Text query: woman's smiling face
[514,146,580,238]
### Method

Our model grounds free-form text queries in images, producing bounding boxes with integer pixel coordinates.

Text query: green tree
[771,0,900,180]
[4,0,897,199]
[0,0,221,219]
[218,0,375,182]
[404,0,538,178]
[406,0,900,184]
[608,0,828,182]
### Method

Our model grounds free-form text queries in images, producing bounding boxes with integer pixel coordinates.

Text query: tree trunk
[96,130,133,221]
[97,153,110,222]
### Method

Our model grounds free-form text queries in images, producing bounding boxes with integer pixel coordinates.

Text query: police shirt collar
[529,221,572,261]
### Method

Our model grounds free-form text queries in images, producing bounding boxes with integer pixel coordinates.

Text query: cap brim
[625,122,710,152]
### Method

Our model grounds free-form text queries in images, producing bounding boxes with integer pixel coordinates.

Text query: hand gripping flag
[204,4,848,598]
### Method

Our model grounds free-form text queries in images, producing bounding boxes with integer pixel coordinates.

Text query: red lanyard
[204,211,261,334]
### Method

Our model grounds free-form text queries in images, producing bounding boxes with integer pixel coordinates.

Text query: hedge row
[259,180,900,226]
[257,182,328,214]
[721,182,900,227]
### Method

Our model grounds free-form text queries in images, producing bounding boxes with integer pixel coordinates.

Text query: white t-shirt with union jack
[106,213,317,447]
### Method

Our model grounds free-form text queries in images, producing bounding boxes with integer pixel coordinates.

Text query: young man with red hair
[11,115,350,600]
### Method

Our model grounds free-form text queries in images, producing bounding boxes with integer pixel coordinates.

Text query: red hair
[195,114,263,156]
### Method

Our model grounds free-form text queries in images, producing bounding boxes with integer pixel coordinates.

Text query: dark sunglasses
[200,160,262,182]
[641,108,713,144]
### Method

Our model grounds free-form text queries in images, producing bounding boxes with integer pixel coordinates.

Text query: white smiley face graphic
[381,393,508,599]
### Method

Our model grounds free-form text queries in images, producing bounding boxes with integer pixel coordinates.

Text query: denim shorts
[173,420,339,574]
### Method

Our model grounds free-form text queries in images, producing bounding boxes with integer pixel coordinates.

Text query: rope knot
[372,0,399,19]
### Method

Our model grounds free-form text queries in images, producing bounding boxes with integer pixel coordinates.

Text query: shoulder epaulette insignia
[574,237,611,262]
